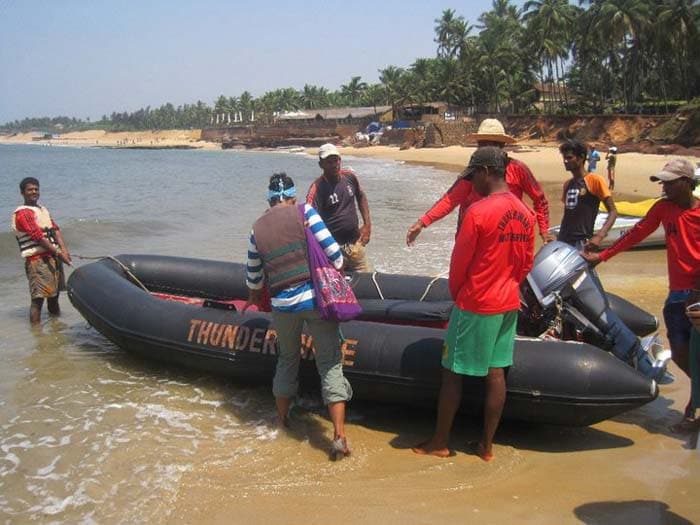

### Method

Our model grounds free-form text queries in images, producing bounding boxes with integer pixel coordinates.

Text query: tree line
[3,0,699,133]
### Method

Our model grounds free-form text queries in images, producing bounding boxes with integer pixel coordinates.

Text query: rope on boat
[72,254,150,293]
[418,271,448,302]
[371,270,448,302]
[74,255,447,304]
[370,272,385,300]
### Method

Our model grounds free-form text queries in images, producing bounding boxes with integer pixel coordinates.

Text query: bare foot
[330,436,351,461]
[468,441,494,462]
[669,417,700,434]
[411,441,452,458]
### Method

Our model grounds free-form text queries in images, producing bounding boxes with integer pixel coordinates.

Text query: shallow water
[0,144,698,524]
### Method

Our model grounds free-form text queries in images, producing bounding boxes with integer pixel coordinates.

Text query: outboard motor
[521,241,671,382]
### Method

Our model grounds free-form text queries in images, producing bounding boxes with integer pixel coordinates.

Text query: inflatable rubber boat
[67,255,658,427]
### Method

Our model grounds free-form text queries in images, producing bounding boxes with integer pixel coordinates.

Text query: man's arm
[584,175,616,250]
[515,161,552,242]
[306,180,318,208]
[352,175,371,246]
[448,212,477,300]
[52,227,72,265]
[586,195,617,250]
[582,202,664,264]
[406,178,472,246]
[243,229,264,312]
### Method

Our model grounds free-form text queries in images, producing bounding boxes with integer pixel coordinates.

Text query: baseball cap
[650,158,695,182]
[464,146,505,180]
[319,143,340,159]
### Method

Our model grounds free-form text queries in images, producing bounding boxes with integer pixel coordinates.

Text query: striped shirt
[247,204,343,312]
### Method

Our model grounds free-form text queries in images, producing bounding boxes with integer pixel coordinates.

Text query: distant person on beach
[587,146,601,172]
[557,140,617,249]
[307,143,371,272]
[245,172,352,459]
[582,159,700,430]
[406,118,551,246]
[11,177,72,324]
[606,146,618,190]
[413,147,534,462]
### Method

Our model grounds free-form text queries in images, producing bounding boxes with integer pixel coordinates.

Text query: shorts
[441,307,517,377]
[664,291,692,350]
[25,256,65,300]
[271,308,353,405]
[341,241,369,273]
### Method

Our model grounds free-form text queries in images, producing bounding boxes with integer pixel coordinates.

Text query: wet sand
[169,145,700,524]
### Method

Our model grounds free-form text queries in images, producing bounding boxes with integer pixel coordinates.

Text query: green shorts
[441,307,517,376]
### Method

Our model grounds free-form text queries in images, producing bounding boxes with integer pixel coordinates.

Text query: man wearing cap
[557,139,617,250]
[583,158,700,430]
[307,143,371,272]
[406,118,551,246]
[413,146,535,462]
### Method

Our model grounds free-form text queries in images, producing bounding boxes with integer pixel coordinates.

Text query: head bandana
[268,180,296,201]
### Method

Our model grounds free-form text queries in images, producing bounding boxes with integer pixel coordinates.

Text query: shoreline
[3,129,699,199]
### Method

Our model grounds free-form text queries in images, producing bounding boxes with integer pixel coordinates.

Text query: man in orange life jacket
[11,177,72,324]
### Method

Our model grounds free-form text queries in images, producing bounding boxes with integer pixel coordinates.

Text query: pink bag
[300,205,362,322]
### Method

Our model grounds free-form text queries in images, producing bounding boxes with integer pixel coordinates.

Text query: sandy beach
[0,129,220,150]
[3,130,699,523]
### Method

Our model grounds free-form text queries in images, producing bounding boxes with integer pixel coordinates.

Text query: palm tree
[340,76,368,106]
[582,0,653,111]
[379,66,407,120]
[523,0,576,112]
[301,84,329,109]
[410,58,438,104]
[239,91,254,123]
[655,0,700,102]
[213,95,228,126]
[434,9,465,58]
[361,84,387,116]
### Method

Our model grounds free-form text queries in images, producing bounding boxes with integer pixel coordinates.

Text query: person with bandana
[245,172,353,460]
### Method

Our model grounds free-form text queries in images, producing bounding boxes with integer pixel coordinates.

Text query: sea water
[0,144,458,522]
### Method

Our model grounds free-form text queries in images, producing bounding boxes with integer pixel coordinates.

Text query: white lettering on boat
[186,319,356,366]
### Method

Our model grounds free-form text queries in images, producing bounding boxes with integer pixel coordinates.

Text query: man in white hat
[406,118,551,246]
[583,158,700,430]
[307,143,371,272]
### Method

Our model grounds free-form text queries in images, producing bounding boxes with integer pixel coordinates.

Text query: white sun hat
[466,118,516,144]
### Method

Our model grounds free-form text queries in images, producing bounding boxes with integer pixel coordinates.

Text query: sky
[0,0,525,124]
